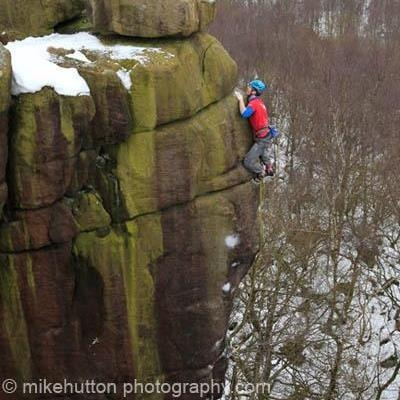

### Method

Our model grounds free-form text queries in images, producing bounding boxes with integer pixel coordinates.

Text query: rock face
[73,33,237,132]
[87,0,216,38]
[0,1,260,398]
[0,45,11,219]
[0,0,84,40]
[9,88,95,209]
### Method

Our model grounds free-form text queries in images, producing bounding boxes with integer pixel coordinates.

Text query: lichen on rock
[0,201,78,252]
[96,95,251,221]
[71,182,259,388]
[0,256,32,381]
[0,45,11,220]
[126,33,237,131]
[0,1,261,396]
[73,215,165,384]
[8,88,95,209]
[0,0,85,40]
[87,0,216,38]
[69,191,111,232]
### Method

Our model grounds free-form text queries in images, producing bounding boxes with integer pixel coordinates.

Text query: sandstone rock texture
[0,45,11,220]
[60,33,237,132]
[9,88,95,209]
[87,0,216,38]
[0,0,84,40]
[0,1,260,398]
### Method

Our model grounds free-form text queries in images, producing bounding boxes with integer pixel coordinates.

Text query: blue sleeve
[241,106,254,119]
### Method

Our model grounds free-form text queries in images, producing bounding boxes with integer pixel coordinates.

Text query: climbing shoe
[264,163,274,176]
[252,172,266,184]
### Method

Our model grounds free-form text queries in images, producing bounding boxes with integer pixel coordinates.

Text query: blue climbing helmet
[249,79,267,95]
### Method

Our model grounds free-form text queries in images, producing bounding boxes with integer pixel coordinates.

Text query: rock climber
[235,79,274,183]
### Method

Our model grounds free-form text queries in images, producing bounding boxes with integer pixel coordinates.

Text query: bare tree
[211,1,400,398]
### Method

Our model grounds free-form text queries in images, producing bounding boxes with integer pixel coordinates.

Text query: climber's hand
[234,90,243,101]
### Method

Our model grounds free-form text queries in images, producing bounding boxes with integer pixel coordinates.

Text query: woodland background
[210,1,400,399]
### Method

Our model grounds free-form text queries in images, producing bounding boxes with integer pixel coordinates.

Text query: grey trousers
[243,136,274,175]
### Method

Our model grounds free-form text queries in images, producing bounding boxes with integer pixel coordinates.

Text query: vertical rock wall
[0,1,260,398]
[0,45,11,219]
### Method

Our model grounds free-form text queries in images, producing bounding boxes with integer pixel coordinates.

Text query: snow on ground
[220,116,400,398]
[5,32,171,96]
[225,234,240,248]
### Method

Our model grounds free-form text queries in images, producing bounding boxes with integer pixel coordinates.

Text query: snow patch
[222,283,231,293]
[89,337,99,348]
[116,69,132,90]
[7,46,90,96]
[66,50,92,63]
[5,32,171,96]
[225,234,240,249]
[213,338,224,349]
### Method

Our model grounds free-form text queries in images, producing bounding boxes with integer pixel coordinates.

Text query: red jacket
[246,97,269,138]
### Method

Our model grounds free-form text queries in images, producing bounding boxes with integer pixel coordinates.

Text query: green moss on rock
[77,65,133,145]
[55,33,237,132]
[0,45,11,112]
[0,256,32,381]
[0,45,11,218]
[97,95,251,220]
[128,34,237,131]
[73,216,164,383]
[69,191,111,232]
[87,0,216,38]
[66,149,97,195]
[10,88,94,166]
[0,202,78,252]
[199,0,217,30]
[148,181,260,374]
[9,88,95,208]
[0,18,261,390]
[105,131,158,219]
[0,0,85,39]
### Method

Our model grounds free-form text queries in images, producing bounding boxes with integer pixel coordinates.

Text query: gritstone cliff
[0,1,260,398]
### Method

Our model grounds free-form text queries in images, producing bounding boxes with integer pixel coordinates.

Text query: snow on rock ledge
[5,33,167,96]
[5,32,237,133]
